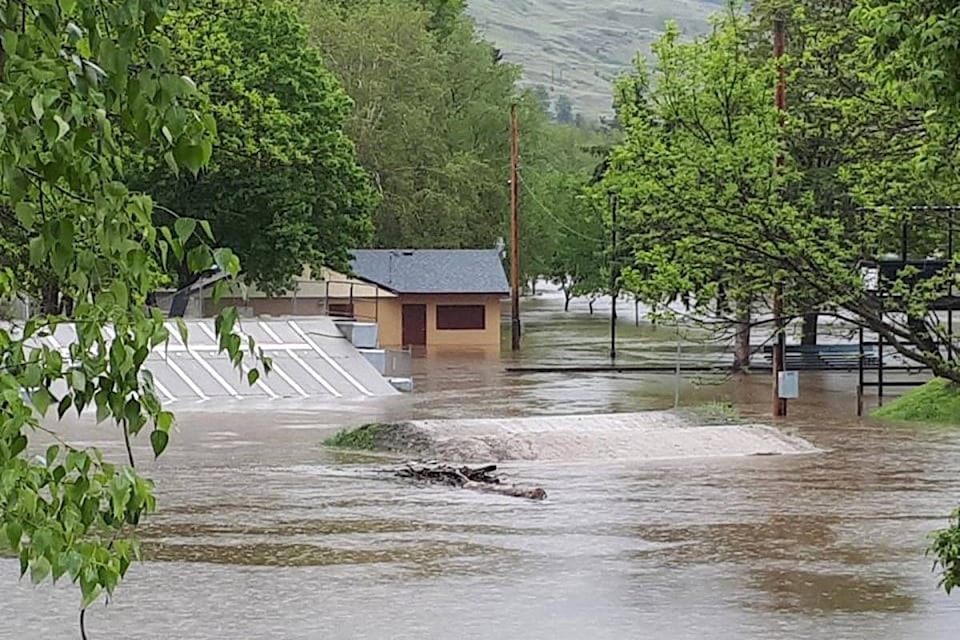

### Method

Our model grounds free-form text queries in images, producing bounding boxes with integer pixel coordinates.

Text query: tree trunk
[563,288,572,312]
[40,281,59,315]
[907,314,940,356]
[531,279,537,296]
[588,298,595,315]
[801,312,818,346]
[716,284,727,318]
[732,305,751,371]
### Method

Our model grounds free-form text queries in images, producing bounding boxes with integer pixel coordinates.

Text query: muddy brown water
[4,292,960,639]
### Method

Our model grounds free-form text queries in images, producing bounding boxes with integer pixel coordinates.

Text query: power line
[516,171,605,245]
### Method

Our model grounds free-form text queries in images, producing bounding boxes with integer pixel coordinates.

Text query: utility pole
[510,103,521,352]
[772,17,787,417]
[609,191,619,361]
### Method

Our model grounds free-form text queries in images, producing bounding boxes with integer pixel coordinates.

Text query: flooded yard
[4,292,960,639]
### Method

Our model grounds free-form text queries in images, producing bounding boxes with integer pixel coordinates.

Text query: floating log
[462,481,548,500]
[394,463,546,501]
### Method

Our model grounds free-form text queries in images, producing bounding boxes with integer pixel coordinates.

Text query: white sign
[778,370,799,399]
[861,266,880,292]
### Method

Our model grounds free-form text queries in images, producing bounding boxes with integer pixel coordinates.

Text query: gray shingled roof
[349,249,510,295]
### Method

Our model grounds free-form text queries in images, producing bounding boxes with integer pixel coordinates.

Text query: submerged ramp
[344,412,819,462]
[28,317,399,403]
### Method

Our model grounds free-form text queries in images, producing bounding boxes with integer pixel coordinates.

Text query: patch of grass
[685,400,741,425]
[323,423,384,450]
[872,378,960,426]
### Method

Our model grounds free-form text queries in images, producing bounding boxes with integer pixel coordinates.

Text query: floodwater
[4,291,960,639]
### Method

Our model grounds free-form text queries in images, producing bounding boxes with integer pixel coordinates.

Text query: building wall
[371,298,403,347]
[391,294,503,348]
[324,294,501,348]
[207,293,503,349]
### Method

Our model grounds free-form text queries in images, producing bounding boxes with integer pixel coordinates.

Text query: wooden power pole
[772,17,787,417]
[609,191,619,361]
[510,103,521,352]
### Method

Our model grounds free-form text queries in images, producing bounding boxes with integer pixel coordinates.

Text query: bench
[761,344,880,371]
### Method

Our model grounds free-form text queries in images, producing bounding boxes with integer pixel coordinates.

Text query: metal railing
[320,279,382,323]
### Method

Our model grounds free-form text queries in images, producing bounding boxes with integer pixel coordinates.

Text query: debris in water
[395,463,547,501]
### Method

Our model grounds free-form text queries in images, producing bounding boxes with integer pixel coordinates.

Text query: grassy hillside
[466,0,727,119]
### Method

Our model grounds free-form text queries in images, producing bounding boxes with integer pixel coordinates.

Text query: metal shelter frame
[855,205,960,414]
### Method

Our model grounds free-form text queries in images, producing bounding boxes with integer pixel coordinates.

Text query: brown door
[401,304,427,346]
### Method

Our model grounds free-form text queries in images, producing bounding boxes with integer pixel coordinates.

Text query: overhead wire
[516,169,606,246]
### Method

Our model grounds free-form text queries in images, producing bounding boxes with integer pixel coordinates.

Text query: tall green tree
[604,16,780,368]
[855,0,960,598]
[603,8,960,378]
[0,0,265,626]
[129,0,375,293]
[304,0,518,250]
[750,0,958,348]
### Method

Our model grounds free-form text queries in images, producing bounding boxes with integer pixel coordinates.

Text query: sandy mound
[331,411,820,463]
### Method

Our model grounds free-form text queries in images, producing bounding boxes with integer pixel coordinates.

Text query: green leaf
[157,411,174,432]
[30,388,54,416]
[57,394,73,419]
[23,363,43,387]
[123,398,141,427]
[110,279,129,308]
[211,279,227,304]
[2,30,19,56]
[53,115,71,142]
[30,556,52,584]
[5,521,22,549]
[199,220,214,241]
[96,398,111,424]
[9,434,27,457]
[64,551,83,580]
[246,369,259,386]
[28,237,44,267]
[51,243,71,275]
[150,430,169,457]
[174,218,196,243]
[175,318,189,345]
[163,150,179,175]
[174,142,206,176]
[31,94,43,121]
[45,444,60,466]
[105,181,128,198]
[15,202,37,228]
[213,248,240,277]
[147,44,165,68]
[81,570,101,607]
[70,369,86,391]
[187,246,213,273]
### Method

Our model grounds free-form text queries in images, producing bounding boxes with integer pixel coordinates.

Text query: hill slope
[467,0,727,118]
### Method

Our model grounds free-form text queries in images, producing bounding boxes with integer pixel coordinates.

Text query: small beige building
[208,249,509,349]
[339,249,509,348]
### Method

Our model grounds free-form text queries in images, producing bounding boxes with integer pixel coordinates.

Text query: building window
[436,304,486,330]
